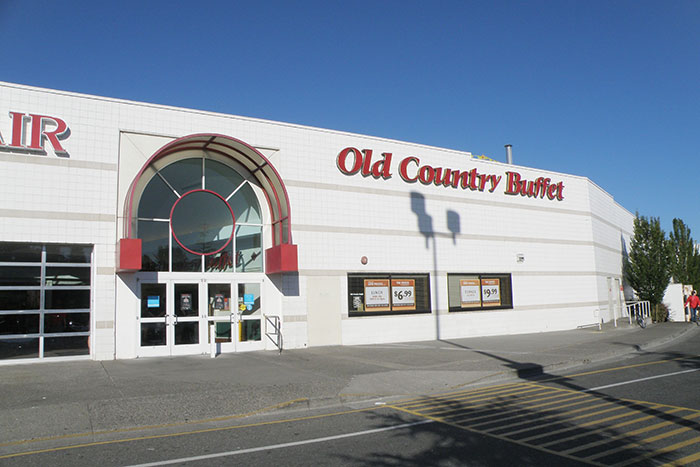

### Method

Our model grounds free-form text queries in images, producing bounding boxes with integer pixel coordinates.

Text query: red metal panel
[265,243,298,274]
[118,238,142,271]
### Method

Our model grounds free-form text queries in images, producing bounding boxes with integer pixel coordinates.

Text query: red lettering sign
[0,112,70,156]
[337,147,565,201]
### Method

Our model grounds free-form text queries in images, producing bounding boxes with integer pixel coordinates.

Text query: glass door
[138,282,204,357]
[138,280,265,356]
[235,282,264,351]
[138,283,168,357]
[170,282,202,355]
[207,283,236,353]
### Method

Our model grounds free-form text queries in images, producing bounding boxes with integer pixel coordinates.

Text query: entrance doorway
[137,279,264,357]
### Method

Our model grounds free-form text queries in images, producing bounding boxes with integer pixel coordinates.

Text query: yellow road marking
[554,409,684,452]
[0,406,378,460]
[0,397,311,449]
[400,384,546,411]
[458,395,597,426]
[472,400,612,434]
[464,398,605,430]
[546,355,700,381]
[583,411,700,461]
[613,435,700,467]
[387,403,604,466]
[663,450,700,466]
[423,388,576,417]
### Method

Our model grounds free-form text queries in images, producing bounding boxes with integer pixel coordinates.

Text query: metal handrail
[625,300,650,325]
[264,315,283,354]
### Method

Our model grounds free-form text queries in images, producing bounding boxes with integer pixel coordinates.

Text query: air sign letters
[0,112,70,157]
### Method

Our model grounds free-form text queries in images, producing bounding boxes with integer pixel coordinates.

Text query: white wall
[0,81,637,358]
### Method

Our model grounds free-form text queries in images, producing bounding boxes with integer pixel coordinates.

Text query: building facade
[0,82,634,362]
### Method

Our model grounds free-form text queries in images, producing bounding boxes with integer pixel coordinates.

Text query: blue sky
[2,0,699,237]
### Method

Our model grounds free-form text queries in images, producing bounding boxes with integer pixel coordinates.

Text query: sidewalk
[1,321,697,445]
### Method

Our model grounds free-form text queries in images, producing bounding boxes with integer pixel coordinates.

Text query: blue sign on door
[243,293,255,306]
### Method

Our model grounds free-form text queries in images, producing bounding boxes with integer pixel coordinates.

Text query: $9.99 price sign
[481,278,501,306]
[391,279,416,311]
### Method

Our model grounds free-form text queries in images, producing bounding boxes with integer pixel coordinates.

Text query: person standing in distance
[684,290,700,325]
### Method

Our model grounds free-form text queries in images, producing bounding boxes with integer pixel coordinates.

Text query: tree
[624,214,672,309]
[668,218,700,288]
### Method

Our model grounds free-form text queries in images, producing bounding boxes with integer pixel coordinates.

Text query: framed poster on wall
[391,279,415,311]
[447,273,512,312]
[481,278,501,306]
[459,279,481,307]
[364,279,391,312]
[348,274,431,316]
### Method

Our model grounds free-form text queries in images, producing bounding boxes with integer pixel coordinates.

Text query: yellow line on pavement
[663,450,700,466]
[613,435,700,467]
[0,397,311,449]
[399,384,545,410]
[553,356,700,380]
[463,396,601,430]
[422,388,572,417]
[0,405,378,460]
[386,403,604,466]
[552,409,684,452]
[587,411,700,461]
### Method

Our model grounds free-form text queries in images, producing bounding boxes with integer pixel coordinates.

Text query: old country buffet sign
[336,147,565,201]
[0,112,70,157]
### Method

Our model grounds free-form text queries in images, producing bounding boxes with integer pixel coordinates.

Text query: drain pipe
[505,144,513,164]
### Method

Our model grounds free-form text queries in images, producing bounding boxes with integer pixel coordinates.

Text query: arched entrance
[120,134,296,356]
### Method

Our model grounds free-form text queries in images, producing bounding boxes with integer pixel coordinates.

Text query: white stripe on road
[585,368,700,392]
[125,419,434,467]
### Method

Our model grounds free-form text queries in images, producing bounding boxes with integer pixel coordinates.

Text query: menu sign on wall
[391,279,415,311]
[460,279,481,307]
[481,278,501,306]
[364,279,391,312]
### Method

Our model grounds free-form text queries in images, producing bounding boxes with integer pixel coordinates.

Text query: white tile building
[0,81,634,362]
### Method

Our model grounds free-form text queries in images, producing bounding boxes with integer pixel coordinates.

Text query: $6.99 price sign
[391,279,416,310]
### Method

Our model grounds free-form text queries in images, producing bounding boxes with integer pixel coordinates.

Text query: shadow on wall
[620,233,634,301]
[410,192,433,249]
[270,272,300,297]
[409,191,462,339]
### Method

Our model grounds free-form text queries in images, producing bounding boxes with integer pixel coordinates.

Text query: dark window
[172,239,202,272]
[0,290,40,311]
[138,220,170,271]
[43,336,89,357]
[0,242,92,360]
[171,191,233,255]
[45,290,90,310]
[348,273,431,316]
[0,266,41,286]
[0,314,40,335]
[44,313,90,333]
[45,267,91,286]
[141,283,167,318]
[447,273,513,312]
[135,156,262,274]
[204,159,244,200]
[141,323,166,346]
[0,338,39,359]
[46,244,92,263]
[0,243,42,262]
[138,174,178,219]
[158,158,202,196]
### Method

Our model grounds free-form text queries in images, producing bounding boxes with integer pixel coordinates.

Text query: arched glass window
[136,156,263,273]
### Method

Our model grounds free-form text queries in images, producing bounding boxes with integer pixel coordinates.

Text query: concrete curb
[279,323,700,412]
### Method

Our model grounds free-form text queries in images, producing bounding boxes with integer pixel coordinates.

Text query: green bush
[652,303,669,323]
